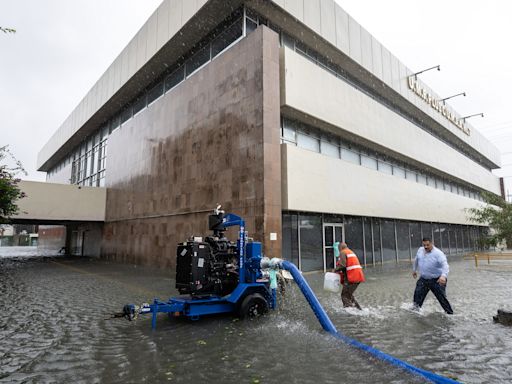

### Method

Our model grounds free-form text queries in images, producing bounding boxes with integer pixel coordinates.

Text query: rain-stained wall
[102,27,281,268]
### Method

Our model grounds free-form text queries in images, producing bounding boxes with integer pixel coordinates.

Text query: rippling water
[1,247,511,383]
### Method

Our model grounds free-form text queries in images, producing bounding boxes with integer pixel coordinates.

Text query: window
[147,81,163,105]
[372,219,382,263]
[282,121,296,144]
[341,148,360,165]
[282,213,299,267]
[417,174,427,185]
[297,131,319,152]
[186,45,211,77]
[363,217,373,266]
[393,166,406,178]
[321,141,339,158]
[381,220,396,263]
[396,221,410,260]
[85,150,92,178]
[344,216,364,265]
[165,66,185,92]
[299,214,323,272]
[92,145,100,175]
[245,17,257,34]
[410,222,422,251]
[110,115,120,133]
[101,124,109,139]
[120,107,132,125]
[361,154,378,170]
[440,223,449,253]
[406,170,417,181]
[132,95,146,116]
[378,160,393,175]
[212,18,243,56]
[282,32,294,49]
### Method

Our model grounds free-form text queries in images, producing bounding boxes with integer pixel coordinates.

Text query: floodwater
[1,247,512,384]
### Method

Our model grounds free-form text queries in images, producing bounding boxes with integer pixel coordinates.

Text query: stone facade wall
[102,26,281,269]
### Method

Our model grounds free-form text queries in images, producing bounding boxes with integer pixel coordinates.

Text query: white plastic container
[324,272,341,293]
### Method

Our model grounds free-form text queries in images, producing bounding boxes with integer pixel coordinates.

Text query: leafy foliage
[0,27,16,34]
[0,146,26,223]
[467,191,512,248]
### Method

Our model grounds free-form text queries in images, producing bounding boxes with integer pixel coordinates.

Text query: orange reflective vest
[337,248,365,284]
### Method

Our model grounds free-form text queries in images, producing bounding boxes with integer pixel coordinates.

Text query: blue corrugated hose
[280,260,459,384]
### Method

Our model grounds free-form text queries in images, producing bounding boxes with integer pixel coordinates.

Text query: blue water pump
[123,206,278,328]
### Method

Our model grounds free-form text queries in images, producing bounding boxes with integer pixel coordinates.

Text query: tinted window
[344,216,364,264]
[299,214,323,272]
[147,81,163,105]
[381,220,396,263]
[212,19,243,56]
[165,66,185,92]
[132,95,146,116]
[396,221,410,260]
[186,45,211,76]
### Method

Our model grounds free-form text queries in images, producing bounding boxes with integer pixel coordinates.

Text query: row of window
[281,118,485,202]
[283,211,485,272]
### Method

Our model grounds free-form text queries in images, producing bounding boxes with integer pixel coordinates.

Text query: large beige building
[38,0,502,271]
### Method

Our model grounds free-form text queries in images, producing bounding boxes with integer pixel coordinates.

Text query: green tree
[0,146,26,223]
[0,27,16,34]
[467,191,512,249]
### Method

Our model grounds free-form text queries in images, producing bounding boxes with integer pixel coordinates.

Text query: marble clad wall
[102,27,281,269]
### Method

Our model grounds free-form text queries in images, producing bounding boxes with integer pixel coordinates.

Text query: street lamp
[461,113,484,122]
[440,92,466,104]
[412,65,440,79]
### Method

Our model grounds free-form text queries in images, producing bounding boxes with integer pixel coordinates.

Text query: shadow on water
[1,251,511,383]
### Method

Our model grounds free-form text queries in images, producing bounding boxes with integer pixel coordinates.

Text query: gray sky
[1,0,511,198]
[0,0,161,178]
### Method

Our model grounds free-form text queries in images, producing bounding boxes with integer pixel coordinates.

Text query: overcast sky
[1,0,511,197]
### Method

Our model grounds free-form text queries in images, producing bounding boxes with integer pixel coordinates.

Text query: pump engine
[175,208,239,296]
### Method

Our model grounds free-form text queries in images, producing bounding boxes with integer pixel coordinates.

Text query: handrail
[468,252,512,267]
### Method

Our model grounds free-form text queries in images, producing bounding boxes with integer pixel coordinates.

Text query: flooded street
[1,247,511,383]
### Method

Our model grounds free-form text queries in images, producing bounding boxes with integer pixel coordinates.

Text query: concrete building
[37,0,501,271]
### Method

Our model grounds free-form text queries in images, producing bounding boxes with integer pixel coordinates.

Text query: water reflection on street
[1,247,511,383]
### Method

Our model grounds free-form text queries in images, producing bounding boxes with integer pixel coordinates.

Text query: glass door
[323,224,344,272]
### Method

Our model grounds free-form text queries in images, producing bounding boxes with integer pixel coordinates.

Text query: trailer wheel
[238,293,269,319]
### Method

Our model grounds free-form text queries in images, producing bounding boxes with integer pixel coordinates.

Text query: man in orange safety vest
[335,242,365,310]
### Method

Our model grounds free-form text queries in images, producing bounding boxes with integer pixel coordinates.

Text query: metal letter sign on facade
[407,76,470,136]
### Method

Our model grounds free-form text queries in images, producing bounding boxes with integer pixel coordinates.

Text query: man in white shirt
[412,237,453,314]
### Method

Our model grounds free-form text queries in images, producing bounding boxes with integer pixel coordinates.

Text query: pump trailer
[122,206,280,328]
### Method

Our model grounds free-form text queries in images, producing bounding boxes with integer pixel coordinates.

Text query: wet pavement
[1,246,511,383]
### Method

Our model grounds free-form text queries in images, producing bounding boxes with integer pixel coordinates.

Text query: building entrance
[323,223,344,272]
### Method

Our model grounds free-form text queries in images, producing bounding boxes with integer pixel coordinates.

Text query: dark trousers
[341,283,361,310]
[413,277,453,314]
